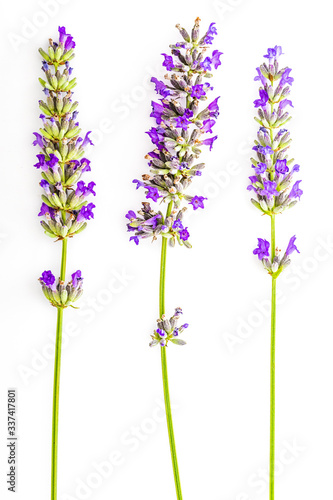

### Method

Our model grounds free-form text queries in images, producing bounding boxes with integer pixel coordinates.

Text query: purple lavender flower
[150,101,166,125]
[254,67,266,86]
[157,328,166,338]
[179,228,190,241]
[47,154,59,169]
[75,181,96,197]
[126,210,136,220]
[263,45,283,61]
[32,133,44,148]
[71,270,82,287]
[211,50,223,69]
[280,68,294,86]
[80,158,91,172]
[253,145,274,156]
[174,115,191,130]
[173,219,184,230]
[130,235,140,245]
[38,202,55,217]
[205,97,220,119]
[252,162,267,174]
[285,235,300,256]
[77,203,95,222]
[133,179,145,190]
[275,159,289,174]
[201,136,217,151]
[143,213,162,228]
[40,179,51,194]
[146,186,161,202]
[161,53,174,70]
[289,180,303,200]
[65,36,75,51]
[40,270,56,287]
[56,26,76,51]
[253,238,270,260]
[34,154,47,169]
[203,22,217,44]
[254,89,269,108]
[260,180,279,198]
[81,131,94,148]
[201,57,212,71]
[58,26,67,44]
[279,99,293,110]
[191,84,206,99]
[189,196,207,210]
[75,181,85,197]
[201,119,216,133]
[151,77,170,97]
[184,109,193,119]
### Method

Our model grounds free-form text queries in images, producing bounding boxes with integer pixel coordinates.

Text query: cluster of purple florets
[35,27,95,304]
[126,18,222,247]
[39,270,83,308]
[125,202,190,247]
[33,26,95,241]
[150,308,188,347]
[253,235,299,276]
[249,46,302,273]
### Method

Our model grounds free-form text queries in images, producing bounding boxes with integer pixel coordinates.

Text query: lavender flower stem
[270,215,275,259]
[159,201,173,316]
[60,237,67,281]
[52,310,63,500]
[51,237,67,500]
[250,46,302,500]
[159,201,183,499]
[267,79,276,500]
[36,27,94,498]
[126,19,222,494]
[160,350,182,499]
[270,213,276,500]
[270,276,276,500]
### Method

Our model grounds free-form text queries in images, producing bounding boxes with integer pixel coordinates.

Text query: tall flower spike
[126,18,222,499]
[34,27,95,500]
[249,47,302,500]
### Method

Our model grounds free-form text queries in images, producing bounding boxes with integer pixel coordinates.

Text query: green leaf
[170,338,186,346]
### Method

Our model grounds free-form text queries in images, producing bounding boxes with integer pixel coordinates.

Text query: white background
[1,0,333,499]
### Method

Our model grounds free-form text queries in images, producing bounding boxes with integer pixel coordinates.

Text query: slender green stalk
[269,214,276,500]
[51,237,67,500]
[159,201,183,500]
[60,236,67,281]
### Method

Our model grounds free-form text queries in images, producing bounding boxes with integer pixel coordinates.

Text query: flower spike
[35,27,95,500]
[249,46,302,500]
[126,19,222,250]
[125,19,222,499]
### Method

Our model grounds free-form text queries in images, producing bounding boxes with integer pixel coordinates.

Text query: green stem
[60,237,67,281]
[271,215,275,259]
[51,237,67,500]
[159,201,183,500]
[269,214,276,500]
